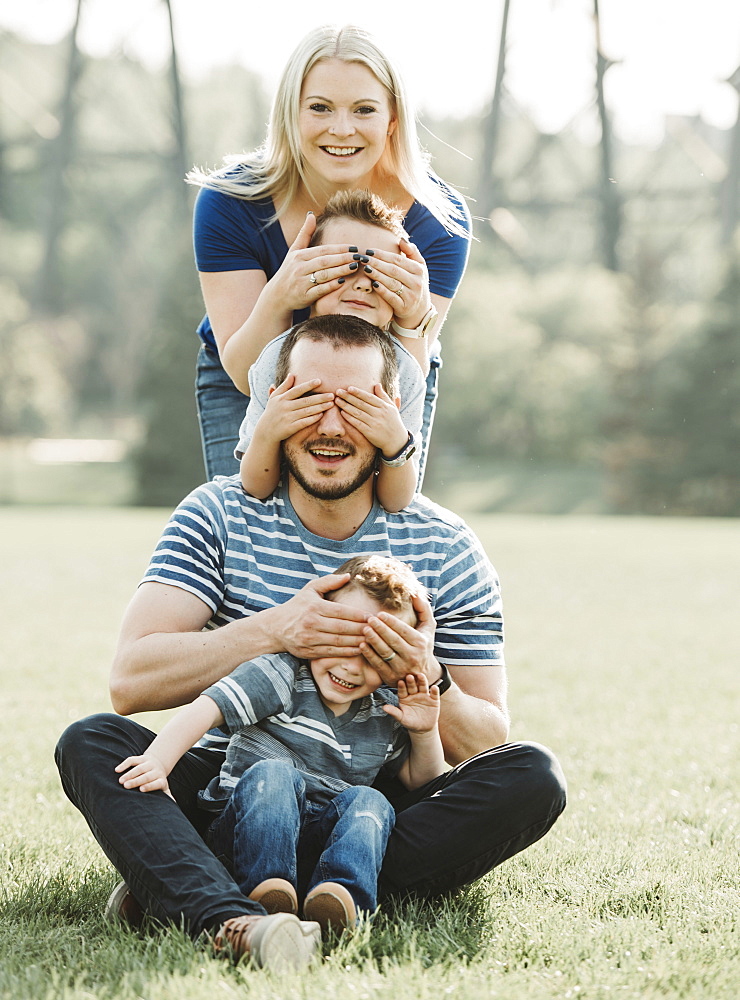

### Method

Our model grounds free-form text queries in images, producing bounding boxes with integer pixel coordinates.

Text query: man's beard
[282,438,377,501]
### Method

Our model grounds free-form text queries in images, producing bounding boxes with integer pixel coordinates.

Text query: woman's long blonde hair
[187,25,468,238]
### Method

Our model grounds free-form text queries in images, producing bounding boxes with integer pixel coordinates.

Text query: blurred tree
[35,0,84,313]
[593,0,621,271]
[434,261,626,463]
[130,235,204,506]
[607,249,740,514]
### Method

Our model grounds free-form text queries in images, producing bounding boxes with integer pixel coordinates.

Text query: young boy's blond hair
[331,555,423,627]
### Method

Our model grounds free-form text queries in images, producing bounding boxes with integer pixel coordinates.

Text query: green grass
[1,507,738,999]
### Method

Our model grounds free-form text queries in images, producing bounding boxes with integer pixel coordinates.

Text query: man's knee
[457,740,567,819]
[516,741,567,818]
[55,713,122,767]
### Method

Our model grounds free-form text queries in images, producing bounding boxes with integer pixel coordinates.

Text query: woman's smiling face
[298,58,396,192]
[310,219,399,329]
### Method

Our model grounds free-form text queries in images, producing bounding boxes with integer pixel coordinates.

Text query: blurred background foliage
[0,24,738,514]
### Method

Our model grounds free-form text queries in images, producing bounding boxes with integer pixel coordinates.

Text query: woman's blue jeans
[206,759,395,914]
[195,345,248,481]
[195,343,439,488]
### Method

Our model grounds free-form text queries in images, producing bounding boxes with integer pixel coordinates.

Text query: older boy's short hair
[332,555,423,622]
[274,314,399,397]
[310,190,408,246]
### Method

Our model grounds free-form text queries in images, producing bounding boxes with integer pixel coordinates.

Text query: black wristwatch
[431,663,452,695]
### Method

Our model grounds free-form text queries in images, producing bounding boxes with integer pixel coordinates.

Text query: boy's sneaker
[104,881,145,928]
[214,912,321,968]
[248,877,298,915]
[303,882,357,934]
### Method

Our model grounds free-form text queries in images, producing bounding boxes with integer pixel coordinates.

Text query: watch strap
[390,304,439,340]
[380,431,416,468]
[431,662,452,695]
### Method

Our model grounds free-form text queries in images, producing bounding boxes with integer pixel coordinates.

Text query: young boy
[236,192,427,513]
[116,556,445,934]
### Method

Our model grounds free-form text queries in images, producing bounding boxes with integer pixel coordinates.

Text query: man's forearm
[437,685,510,765]
[110,609,281,715]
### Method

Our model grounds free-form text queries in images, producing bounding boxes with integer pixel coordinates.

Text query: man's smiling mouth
[306,439,353,462]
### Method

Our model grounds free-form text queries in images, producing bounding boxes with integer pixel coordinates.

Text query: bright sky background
[2,0,739,144]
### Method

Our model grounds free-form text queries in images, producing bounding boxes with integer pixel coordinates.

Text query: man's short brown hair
[274,314,399,397]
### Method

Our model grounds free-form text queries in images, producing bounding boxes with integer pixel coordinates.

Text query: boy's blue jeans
[206,759,395,914]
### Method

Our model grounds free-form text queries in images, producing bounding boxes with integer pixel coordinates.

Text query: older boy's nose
[352,270,373,291]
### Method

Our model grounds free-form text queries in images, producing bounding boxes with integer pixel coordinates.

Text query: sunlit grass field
[1,507,738,999]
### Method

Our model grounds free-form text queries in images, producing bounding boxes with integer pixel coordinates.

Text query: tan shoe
[248,878,298,915]
[303,882,357,934]
[214,912,320,968]
[104,881,145,928]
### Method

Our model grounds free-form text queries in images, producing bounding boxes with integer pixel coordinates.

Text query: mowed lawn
[1,506,738,1000]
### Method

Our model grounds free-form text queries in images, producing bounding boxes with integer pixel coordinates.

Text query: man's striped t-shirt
[142,476,504,671]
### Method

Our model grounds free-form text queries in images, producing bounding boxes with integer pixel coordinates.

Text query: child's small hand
[335,384,408,457]
[116,753,173,797]
[383,672,440,733]
[259,375,336,444]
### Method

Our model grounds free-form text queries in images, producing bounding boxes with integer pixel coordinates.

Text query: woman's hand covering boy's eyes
[272,215,362,309]
[361,238,431,327]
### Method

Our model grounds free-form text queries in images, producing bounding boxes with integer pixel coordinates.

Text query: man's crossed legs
[55,714,566,960]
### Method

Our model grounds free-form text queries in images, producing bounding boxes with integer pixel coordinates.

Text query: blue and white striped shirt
[142,476,504,670]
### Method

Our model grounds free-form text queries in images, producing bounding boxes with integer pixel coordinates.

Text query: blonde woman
[190,24,471,480]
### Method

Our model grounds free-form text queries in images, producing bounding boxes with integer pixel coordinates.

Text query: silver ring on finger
[309,272,318,285]
[395,285,404,298]
[381,651,396,662]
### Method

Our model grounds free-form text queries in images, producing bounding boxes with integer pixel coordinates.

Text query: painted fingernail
[338,277,345,284]
[352,254,362,261]
[365,249,375,256]
[372,280,379,288]
[349,262,359,270]
[359,255,369,263]
[364,266,373,274]
[348,245,358,252]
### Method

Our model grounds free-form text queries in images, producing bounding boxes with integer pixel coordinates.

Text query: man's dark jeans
[55,713,567,937]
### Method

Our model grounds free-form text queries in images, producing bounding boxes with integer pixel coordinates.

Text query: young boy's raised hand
[383,672,440,734]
